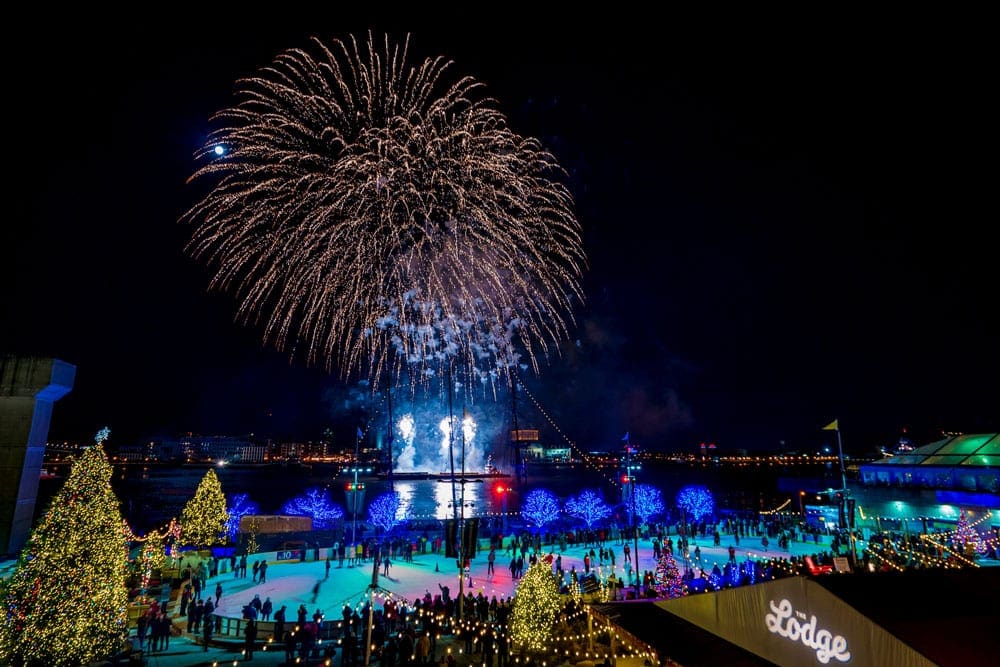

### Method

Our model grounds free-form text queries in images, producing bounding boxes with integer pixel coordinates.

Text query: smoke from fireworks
[392,410,483,473]
[182,32,586,397]
[396,413,417,470]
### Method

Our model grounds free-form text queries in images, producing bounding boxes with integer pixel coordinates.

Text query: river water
[36,460,842,535]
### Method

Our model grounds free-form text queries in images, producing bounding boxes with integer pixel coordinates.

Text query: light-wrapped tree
[180,469,228,547]
[676,485,714,523]
[225,492,260,541]
[633,483,665,524]
[282,487,344,529]
[653,550,686,599]
[0,436,129,666]
[510,561,563,654]
[564,489,612,529]
[520,488,560,531]
[368,491,409,535]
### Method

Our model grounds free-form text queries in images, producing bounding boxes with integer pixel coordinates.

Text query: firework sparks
[182,32,586,395]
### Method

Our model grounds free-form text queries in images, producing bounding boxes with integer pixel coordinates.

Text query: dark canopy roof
[591,601,777,667]
[597,567,1000,667]
[811,567,1000,667]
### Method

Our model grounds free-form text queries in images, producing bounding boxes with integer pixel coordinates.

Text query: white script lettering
[764,598,851,664]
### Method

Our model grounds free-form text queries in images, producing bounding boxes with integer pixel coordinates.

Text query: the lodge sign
[765,597,852,664]
[656,576,936,666]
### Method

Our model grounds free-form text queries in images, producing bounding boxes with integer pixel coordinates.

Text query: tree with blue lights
[225,493,260,541]
[282,487,344,529]
[633,484,665,523]
[564,489,612,529]
[368,491,409,535]
[676,485,714,523]
[521,488,560,531]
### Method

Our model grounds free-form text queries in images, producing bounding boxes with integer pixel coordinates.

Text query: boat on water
[434,471,511,482]
[181,458,312,470]
[377,470,512,481]
[378,470,434,480]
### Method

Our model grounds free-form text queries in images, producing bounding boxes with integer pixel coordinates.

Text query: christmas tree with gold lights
[510,560,563,655]
[0,434,129,666]
[180,469,229,548]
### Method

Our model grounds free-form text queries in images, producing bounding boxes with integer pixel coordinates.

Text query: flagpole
[624,432,640,599]
[831,420,857,568]
[835,424,847,494]
[353,428,361,547]
[386,384,394,493]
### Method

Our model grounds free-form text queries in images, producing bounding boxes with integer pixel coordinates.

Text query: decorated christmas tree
[180,469,229,547]
[510,561,563,654]
[0,436,129,666]
[653,550,686,599]
[951,510,985,556]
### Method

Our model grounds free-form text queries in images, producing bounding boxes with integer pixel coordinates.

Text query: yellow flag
[822,419,839,431]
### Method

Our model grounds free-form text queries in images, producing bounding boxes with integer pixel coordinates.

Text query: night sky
[3,14,995,454]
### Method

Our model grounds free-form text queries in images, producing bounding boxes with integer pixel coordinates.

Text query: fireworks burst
[182,32,586,397]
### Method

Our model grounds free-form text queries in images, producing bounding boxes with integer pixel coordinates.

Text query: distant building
[524,444,574,462]
[168,434,267,463]
[115,441,157,463]
[278,440,328,460]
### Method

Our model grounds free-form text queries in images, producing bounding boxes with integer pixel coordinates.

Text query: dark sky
[3,13,996,454]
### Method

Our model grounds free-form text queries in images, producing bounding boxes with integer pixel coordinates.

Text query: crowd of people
[121,507,994,665]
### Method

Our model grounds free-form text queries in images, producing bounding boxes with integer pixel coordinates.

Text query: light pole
[496,484,509,534]
[831,423,859,568]
[624,438,641,599]
[353,429,361,546]
[346,429,371,552]
[363,542,380,667]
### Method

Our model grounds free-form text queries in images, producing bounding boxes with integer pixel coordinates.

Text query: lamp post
[353,429,361,546]
[624,439,641,599]
[831,424,859,568]
[496,484,509,533]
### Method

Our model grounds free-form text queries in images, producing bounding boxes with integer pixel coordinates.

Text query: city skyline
[3,14,996,454]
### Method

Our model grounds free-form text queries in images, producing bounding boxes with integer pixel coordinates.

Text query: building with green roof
[860,433,998,493]
[854,433,999,534]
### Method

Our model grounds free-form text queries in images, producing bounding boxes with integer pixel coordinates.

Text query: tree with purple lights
[676,485,714,523]
[368,491,409,535]
[282,487,344,529]
[653,550,686,599]
[952,510,986,556]
[521,488,560,531]
[633,484,665,524]
[564,489,612,529]
[225,493,260,541]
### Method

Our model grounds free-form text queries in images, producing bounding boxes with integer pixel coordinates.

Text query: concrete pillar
[0,356,75,557]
